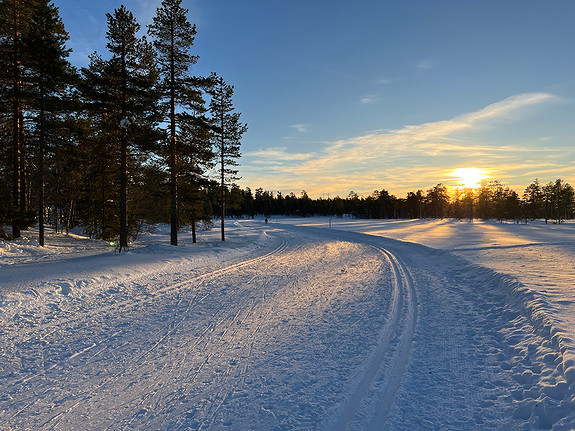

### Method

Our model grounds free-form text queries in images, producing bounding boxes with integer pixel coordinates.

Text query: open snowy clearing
[1,219,574,430]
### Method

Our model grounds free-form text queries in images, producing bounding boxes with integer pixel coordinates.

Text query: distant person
[265,217,268,224]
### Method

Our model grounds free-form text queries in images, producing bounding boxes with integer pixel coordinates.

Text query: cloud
[415,59,435,70]
[290,124,308,133]
[241,92,559,197]
[360,95,378,104]
[248,147,315,162]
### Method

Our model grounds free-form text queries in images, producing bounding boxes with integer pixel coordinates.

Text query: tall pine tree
[23,0,74,246]
[80,6,159,250]
[209,75,247,241]
[0,0,36,238]
[148,0,210,246]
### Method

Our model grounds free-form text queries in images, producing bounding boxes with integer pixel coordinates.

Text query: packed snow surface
[1,218,574,430]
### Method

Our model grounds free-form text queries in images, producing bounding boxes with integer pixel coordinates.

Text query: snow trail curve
[4,220,574,429]
[329,246,417,431]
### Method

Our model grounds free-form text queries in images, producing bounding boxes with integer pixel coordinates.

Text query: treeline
[226,179,575,224]
[0,0,246,248]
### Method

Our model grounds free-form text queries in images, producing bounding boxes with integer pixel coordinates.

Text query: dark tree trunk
[119,44,128,251]
[169,23,178,246]
[119,126,128,250]
[220,142,225,242]
[38,103,45,246]
[11,2,22,239]
[191,217,196,243]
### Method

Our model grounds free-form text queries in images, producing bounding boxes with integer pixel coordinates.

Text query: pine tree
[148,0,210,246]
[0,0,36,238]
[425,184,449,218]
[80,6,159,250]
[523,179,543,220]
[23,0,74,246]
[209,76,247,241]
[178,109,214,243]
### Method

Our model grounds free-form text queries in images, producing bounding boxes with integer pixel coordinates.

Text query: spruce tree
[209,76,247,241]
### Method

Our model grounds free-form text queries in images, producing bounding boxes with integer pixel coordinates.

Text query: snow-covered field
[1,218,574,430]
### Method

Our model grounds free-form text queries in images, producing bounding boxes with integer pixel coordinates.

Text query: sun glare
[451,168,488,189]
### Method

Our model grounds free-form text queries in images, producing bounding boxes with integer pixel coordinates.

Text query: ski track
[1,232,294,429]
[1,220,574,430]
[328,246,417,431]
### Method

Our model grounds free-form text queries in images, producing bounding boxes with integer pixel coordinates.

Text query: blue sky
[53,0,575,198]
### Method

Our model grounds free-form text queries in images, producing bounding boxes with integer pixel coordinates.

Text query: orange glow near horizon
[450,168,488,189]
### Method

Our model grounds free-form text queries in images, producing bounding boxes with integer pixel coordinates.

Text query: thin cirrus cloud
[290,124,309,133]
[241,92,559,197]
[248,147,316,164]
[360,95,378,104]
[415,59,436,70]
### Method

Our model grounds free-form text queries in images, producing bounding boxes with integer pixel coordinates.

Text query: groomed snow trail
[1,221,574,430]
[328,246,417,431]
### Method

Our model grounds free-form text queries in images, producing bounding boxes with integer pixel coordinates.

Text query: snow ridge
[482,267,575,429]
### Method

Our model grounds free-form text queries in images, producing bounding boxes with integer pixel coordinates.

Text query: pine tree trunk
[11,1,22,239]
[38,104,45,246]
[168,22,178,246]
[220,140,225,242]
[11,102,21,239]
[119,126,128,250]
[119,44,128,251]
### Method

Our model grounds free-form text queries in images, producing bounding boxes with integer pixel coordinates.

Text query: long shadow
[455,241,575,252]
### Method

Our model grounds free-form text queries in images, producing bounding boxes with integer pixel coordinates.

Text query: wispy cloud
[241,92,560,197]
[248,147,315,162]
[290,124,308,133]
[360,95,378,104]
[415,59,436,70]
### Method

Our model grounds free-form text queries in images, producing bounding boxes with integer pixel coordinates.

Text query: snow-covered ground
[1,218,574,430]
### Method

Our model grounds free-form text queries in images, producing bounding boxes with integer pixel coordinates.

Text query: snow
[1,218,575,430]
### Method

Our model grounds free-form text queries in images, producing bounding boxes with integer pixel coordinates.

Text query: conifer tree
[148,0,211,246]
[80,6,159,250]
[0,0,36,238]
[23,0,74,246]
[523,179,544,220]
[178,109,214,243]
[209,76,247,241]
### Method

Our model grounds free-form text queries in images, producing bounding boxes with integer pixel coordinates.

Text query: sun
[450,168,488,189]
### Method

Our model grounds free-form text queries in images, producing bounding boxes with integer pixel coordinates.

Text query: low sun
[451,168,487,189]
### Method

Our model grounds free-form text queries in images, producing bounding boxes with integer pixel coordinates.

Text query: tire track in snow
[330,245,417,431]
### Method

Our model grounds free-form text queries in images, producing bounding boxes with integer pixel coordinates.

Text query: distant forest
[1,2,573,249]
[228,178,574,224]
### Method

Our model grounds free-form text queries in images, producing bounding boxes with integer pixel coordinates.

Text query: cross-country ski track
[1,220,574,430]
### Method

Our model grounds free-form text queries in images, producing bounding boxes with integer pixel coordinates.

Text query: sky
[52,0,575,198]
